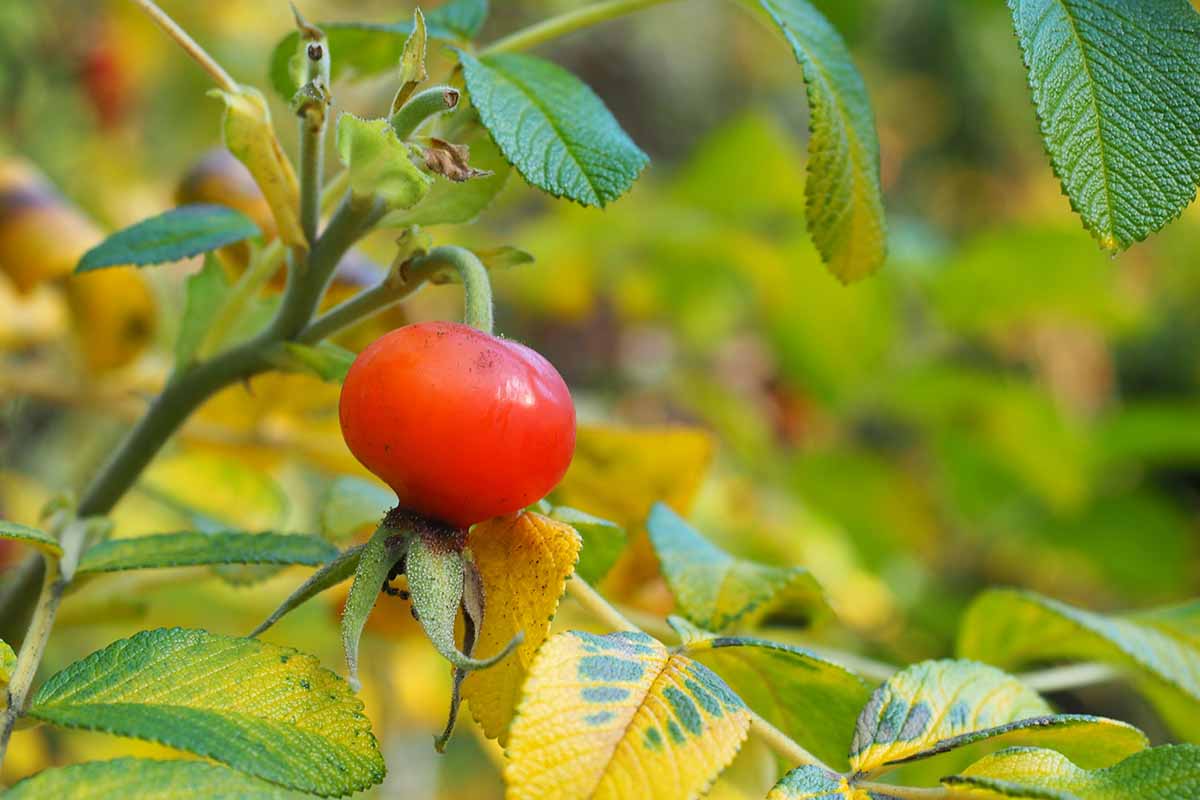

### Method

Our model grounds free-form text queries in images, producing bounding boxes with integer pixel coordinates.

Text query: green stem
[424,246,493,333]
[480,0,680,56]
[298,33,330,246]
[390,86,460,140]
[566,576,640,633]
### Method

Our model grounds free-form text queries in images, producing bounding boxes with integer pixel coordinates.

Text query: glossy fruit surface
[339,322,576,528]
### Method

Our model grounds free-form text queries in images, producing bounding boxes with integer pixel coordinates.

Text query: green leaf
[335,113,432,209]
[850,659,1146,776]
[251,544,365,638]
[5,757,315,799]
[321,477,392,542]
[944,744,1200,799]
[647,503,830,632]
[76,205,260,273]
[752,0,886,282]
[271,341,356,383]
[544,505,626,584]
[459,52,648,208]
[1007,0,1200,250]
[426,0,489,40]
[342,525,408,689]
[74,532,337,576]
[505,630,750,799]
[766,765,853,799]
[28,628,385,796]
[676,622,872,770]
[381,124,511,227]
[174,255,229,368]
[0,519,62,558]
[0,638,15,688]
[958,589,1200,741]
[1132,601,1200,648]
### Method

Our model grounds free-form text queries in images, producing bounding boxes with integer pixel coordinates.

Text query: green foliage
[335,114,431,209]
[943,745,1200,799]
[752,0,887,282]
[1008,0,1200,250]
[544,504,626,584]
[28,628,384,796]
[959,590,1200,741]
[381,125,511,227]
[648,503,829,631]
[0,519,62,558]
[74,531,337,575]
[76,205,260,273]
[4,757,314,799]
[459,52,648,208]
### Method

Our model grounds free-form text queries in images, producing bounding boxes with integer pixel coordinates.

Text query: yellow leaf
[210,86,305,250]
[553,425,715,532]
[463,511,581,743]
[505,630,750,800]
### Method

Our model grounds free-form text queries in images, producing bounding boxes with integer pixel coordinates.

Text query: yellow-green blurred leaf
[335,113,431,210]
[506,630,749,799]
[321,476,392,542]
[140,451,288,532]
[5,757,313,799]
[28,628,384,796]
[462,511,580,743]
[648,503,830,632]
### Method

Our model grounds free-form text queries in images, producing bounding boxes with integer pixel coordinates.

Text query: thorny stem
[129,0,239,92]
[480,0,681,56]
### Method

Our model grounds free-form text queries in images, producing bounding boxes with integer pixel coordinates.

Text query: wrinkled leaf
[648,503,830,632]
[944,744,1200,799]
[5,757,313,799]
[75,531,337,576]
[76,205,259,273]
[506,630,750,800]
[462,511,580,742]
[29,628,385,796]
[0,519,62,558]
[459,52,648,208]
[753,0,886,281]
[959,589,1200,742]
[336,113,432,209]
[1008,0,1200,249]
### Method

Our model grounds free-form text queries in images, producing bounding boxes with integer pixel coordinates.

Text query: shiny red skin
[339,322,576,528]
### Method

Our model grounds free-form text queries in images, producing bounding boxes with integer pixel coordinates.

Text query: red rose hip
[339,321,576,528]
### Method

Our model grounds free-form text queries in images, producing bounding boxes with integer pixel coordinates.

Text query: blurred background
[1,0,1199,796]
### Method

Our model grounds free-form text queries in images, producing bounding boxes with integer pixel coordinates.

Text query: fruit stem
[424,246,494,333]
[480,0,680,57]
[390,86,460,141]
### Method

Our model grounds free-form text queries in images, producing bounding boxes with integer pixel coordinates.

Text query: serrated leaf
[679,626,871,770]
[959,590,1200,742]
[381,124,511,228]
[648,503,830,632]
[209,87,304,249]
[944,744,1200,799]
[252,544,365,638]
[552,425,715,533]
[5,757,313,799]
[74,531,337,576]
[506,630,750,799]
[753,0,886,282]
[461,511,580,743]
[547,505,626,584]
[0,519,62,558]
[336,113,432,209]
[342,525,408,689]
[75,205,259,273]
[459,51,648,208]
[321,477,391,542]
[767,766,863,799]
[272,341,356,383]
[426,0,489,40]
[1007,0,1200,250]
[849,659,1147,776]
[28,628,385,796]
[175,255,229,367]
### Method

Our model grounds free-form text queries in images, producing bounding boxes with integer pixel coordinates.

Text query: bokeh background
[2,0,1199,796]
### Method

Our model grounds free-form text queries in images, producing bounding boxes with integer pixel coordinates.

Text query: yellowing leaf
[552,425,714,532]
[505,630,750,800]
[0,519,62,559]
[849,660,1146,776]
[649,504,830,631]
[462,511,581,743]
[209,86,304,249]
[767,766,865,799]
[28,628,384,796]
